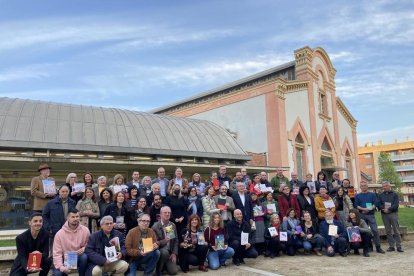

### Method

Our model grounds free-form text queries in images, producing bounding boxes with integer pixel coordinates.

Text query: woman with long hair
[297,186,317,222]
[104,191,128,237]
[264,214,282,258]
[76,187,100,232]
[98,188,113,219]
[189,173,206,197]
[333,187,354,227]
[201,185,220,229]
[346,209,372,257]
[165,183,188,235]
[300,211,324,256]
[281,208,303,256]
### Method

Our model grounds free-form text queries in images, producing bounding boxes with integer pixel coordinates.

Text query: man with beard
[10,213,52,276]
[149,194,164,227]
[52,209,90,275]
[213,184,235,225]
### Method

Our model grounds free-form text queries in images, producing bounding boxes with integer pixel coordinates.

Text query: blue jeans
[303,235,324,251]
[207,246,235,270]
[53,253,88,276]
[129,249,160,276]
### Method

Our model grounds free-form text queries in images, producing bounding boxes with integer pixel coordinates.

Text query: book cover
[116,216,124,228]
[328,224,338,236]
[217,198,227,210]
[323,200,335,209]
[253,205,264,217]
[295,225,303,234]
[73,183,85,193]
[164,225,176,239]
[110,237,121,252]
[215,234,225,250]
[384,202,392,209]
[266,204,276,213]
[259,184,268,192]
[212,179,219,189]
[240,231,249,245]
[279,231,288,241]
[42,179,56,194]
[365,202,373,210]
[223,181,229,189]
[197,232,205,245]
[142,237,153,253]
[268,227,278,237]
[105,246,118,262]
[27,252,42,270]
[347,228,362,243]
[347,187,355,198]
[64,251,77,269]
[307,182,316,193]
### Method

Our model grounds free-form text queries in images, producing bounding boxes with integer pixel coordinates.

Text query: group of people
[11,163,404,276]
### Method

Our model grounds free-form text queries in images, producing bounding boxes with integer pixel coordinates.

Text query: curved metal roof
[0,97,249,160]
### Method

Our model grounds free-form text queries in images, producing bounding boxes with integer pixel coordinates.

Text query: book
[384,202,392,209]
[212,179,219,189]
[142,237,153,253]
[347,228,362,243]
[27,252,42,270]
[323,200,335,209]
[266,203,276,213]
[347,187,355,198]
[105,246,118,262]
[241,231,249,245]
[365,202,373,210]
[328,225,338,236]
[253,205,264,217]
[110,237,121,252]
[164,225,176,239]
[215,234,225,250]
[279,231,288,241]
[72,183,85,193]
[292,187,299,195]
[217,198,227,210]
[197,232,205,245]
[42,179,56,194]
[268,227,278,237]
[320,181,327,188]
[223,181,229,189]
[307,182,316,193]
[64,251,77,269]
[295,225,303,234]
[116,216,124,228]
[260,184,268,193]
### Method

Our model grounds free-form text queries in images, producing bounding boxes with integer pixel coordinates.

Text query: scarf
[188,196,198,214]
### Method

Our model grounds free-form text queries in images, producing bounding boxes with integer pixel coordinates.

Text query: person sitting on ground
[264,214,283,258]
[226,209,258,266]
[345,209,372,257]
[281,208,303,256]
[10,213,52,276]
[300,211,324,256]
[319,209,348,257]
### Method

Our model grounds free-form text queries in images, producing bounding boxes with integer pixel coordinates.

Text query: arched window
[295,134,306,181]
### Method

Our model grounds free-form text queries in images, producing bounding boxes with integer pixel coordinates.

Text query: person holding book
[278,184,301,220]
[53,209,90,276]
[139,176,153,199]
[125,213,160,276]
[206,171,219,194]
[103,191,128,237]
[346,209,372,257]
[289,172,304,196]
[43,185,76,245]
[201,185,220,229]
[76,187,100,233]
[333,187,353,228]
[319,209,348,257]
[204,212,234,269]
[31,163,56,213]
[355,181,385,254]
[186,186,203,219]
[93,176,108,202]
[165,184,188,236]
[297,186,317,222]
[213,184,235,225]
[226,209,258,266]
[65,173,83,204]
[10,213,52,276]
[250,193,266,255]
[342,178,355,204]
[264,214,283,258]
[98,188,113,221]
[378,181,403,252]
[149,194,164,227]
[270,168,289,197]
[178,214,209,272]
[328,171,342,197]
[85,215,128,276]
[300,211,324,256]
[167,167,189,196]
[314,186,336,221]
[127,195,150,231]
[314,171,330,193]
[262,192,278,228]
[304,173,317,195]
[281,208,303,256]
[151,206,179,276]
[259,171,271,187]
[109,174,128,196]
[189,173,206,197]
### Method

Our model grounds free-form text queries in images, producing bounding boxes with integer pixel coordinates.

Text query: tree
[378,152,402,193]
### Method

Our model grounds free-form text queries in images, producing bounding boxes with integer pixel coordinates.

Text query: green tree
[378,152,402,193]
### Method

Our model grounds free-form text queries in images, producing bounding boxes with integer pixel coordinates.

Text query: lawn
[375,207,414,232]
[0,239,15,247]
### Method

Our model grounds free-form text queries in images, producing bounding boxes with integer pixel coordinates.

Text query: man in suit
[232,181,253,224]
[151,206,179,276]
[10,213,52,276]
[31,163,55,213]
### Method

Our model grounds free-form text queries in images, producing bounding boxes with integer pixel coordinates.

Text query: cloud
[0,67,50,82]
[358,124,414,145]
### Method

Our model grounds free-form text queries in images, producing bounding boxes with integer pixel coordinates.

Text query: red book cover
[27,252,42,270]
[212,179,219,189]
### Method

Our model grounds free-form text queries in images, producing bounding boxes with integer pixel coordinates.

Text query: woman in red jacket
[278,184,301,220]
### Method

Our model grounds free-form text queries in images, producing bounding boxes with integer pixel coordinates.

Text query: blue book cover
[215,234,225,250]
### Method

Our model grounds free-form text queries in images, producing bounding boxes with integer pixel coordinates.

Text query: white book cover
[323,200,335,209]
[279,231,288,241]
[328,224,338,236]
[241,231,249,245]
[105,246,118,262]
[268,227,278,237]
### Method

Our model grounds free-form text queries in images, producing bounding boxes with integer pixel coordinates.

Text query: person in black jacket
[165,184,188,235]
[297,186,317,222]
[103,191,128,238]
[10,213,52,276]
[149,194,164,227]
[226,209,258,266]
[232,182,254,223]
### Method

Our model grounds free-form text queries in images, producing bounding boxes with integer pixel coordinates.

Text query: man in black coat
[232,181,253,223]
[10,213,52,276]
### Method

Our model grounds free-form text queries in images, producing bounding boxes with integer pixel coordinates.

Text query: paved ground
[1,240,413,276]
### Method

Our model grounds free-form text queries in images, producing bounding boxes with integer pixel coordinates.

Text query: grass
[0,239,15,247]
[375,207,414,232]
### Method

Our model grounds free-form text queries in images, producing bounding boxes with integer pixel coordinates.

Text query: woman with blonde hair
[76,187,100,232]
[109,174,128,195]
[189,173,206,197]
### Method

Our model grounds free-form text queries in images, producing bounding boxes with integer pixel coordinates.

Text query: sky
[0,0,413,146]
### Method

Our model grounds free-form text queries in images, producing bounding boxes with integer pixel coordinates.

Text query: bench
[378,226,408,240]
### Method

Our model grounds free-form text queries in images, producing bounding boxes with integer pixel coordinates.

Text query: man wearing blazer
[232,181,253,224]
[151,206,179,276]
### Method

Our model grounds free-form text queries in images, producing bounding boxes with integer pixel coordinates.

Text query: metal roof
[151,60,295,113]
[0,97,249,160]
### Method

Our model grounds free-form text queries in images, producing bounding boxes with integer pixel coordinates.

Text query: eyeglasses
[139,220,150,223]
[139,201,146,203]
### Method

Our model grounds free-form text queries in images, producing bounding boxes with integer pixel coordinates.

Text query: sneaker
[386,247,395,252]
[397,247,404,253]
[376,248,385,254]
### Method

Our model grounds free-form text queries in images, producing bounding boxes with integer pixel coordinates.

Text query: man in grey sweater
[378,181,403,252]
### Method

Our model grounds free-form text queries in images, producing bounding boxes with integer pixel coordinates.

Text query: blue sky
[0,0,413,146]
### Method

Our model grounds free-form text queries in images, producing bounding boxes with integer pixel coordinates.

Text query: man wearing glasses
[126,214,160,276]
[214,184,236,225]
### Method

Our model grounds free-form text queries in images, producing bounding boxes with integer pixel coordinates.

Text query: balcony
[395,165,414,172]
[401,175,414,183]
[391,153,414,161]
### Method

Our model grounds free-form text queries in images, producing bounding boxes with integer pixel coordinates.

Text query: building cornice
[336,97,357,129]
